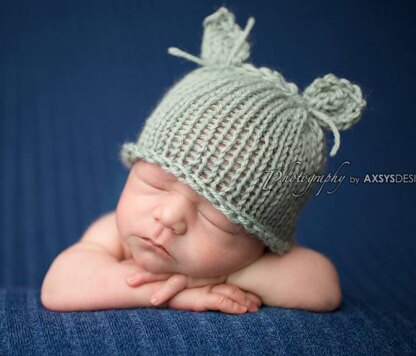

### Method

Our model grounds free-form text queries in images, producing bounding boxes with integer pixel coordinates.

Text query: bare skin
[41,159,342,313]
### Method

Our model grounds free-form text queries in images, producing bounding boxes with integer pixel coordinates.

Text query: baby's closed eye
[198,210,241,235]
[138,179,166,192]
[136,174,240,234]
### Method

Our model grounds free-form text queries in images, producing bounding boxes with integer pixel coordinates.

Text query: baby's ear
[200,6,254,66]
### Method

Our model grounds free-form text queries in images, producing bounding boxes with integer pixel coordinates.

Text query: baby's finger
[203,291,247,315]
[151,274,189,305]
[210,284,250,308]
[126,271,172,287]
[243,293,261,312]
[245,292,262,307]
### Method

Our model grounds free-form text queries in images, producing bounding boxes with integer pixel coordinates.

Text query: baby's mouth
[139,237,174,259]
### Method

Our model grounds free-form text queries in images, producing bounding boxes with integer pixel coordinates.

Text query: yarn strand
[167,47,205,66]
[307,108,341,157]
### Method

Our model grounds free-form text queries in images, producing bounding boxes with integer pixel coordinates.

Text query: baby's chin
[130,249,177,273]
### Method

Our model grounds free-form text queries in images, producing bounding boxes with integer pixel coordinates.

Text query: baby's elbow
[315,283,342,312]
[328,285,342,311]
[311,255,343,312]
[40,273,66,311]
[40,280,60,311]
[328,266,343,311]
[287,247,342,312]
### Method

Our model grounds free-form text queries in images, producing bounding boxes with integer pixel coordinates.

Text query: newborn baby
[41,6,365,314]
[41,158,341,313]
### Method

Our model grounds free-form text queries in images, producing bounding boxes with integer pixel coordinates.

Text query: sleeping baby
[41,6,366,314]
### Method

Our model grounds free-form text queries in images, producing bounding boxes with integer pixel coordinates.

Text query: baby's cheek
[198,244,222,266]
[190,240,236,276]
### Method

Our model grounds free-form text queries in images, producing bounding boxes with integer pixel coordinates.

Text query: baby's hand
[121,259,262,313]
[122,258,175,285]
[148,273,227,306]
[166,284,261,314]
[123,258,228,302]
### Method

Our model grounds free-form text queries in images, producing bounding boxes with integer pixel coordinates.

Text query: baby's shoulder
[79,211,127,260]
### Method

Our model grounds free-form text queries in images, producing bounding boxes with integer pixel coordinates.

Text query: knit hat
[120,6,367,255]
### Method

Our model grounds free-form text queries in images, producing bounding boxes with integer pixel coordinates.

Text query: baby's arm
[41,212,169,312]
[41,211,259,314]
[41,243,173,311]
[226,245,342,312]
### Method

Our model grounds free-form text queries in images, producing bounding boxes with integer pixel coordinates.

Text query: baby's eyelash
[198,210,235,234]
[141,180,165,191]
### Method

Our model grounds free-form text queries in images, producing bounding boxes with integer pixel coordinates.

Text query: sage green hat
[120,6,367,255]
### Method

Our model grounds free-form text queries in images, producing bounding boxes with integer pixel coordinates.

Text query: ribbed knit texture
[120,6,367,254]
[1,289,416,355]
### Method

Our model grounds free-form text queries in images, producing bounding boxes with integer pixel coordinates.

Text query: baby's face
[116,159,264,277]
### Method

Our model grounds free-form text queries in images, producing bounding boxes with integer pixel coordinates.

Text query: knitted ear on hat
[201,6,254,65]
[302,74,367,157]
[168,6,255,67]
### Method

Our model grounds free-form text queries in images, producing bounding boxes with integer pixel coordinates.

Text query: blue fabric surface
[1,289,415,356]
[1,0,416,354]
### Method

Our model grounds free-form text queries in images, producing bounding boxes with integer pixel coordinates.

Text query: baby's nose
[152,195,194,235]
